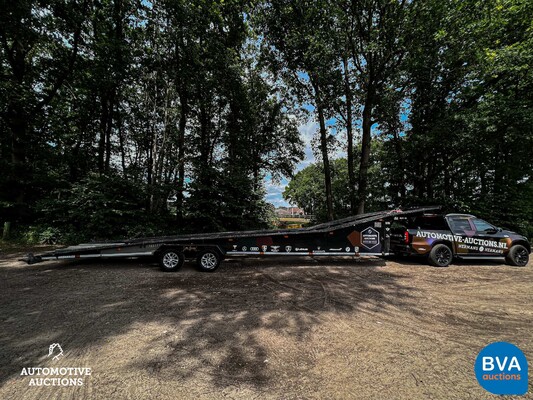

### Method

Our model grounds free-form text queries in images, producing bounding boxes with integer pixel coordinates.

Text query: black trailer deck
[24,207,441,271]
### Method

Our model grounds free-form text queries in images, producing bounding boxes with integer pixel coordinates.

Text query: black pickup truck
[390,213,530,267]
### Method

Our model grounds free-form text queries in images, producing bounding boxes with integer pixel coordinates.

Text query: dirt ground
[1,249,532,400]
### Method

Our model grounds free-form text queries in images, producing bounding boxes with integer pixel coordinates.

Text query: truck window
[448,216,474,235]
[410,215,448,230]
[472,218,495,232]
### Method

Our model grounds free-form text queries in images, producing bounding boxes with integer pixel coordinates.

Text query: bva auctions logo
[475,341,528,395]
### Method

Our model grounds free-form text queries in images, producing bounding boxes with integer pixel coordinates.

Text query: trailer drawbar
[23,207,441,272]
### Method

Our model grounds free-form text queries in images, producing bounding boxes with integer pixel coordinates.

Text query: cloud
[264,119,321,208]
[297,120,318,171]
[264,176,293,207]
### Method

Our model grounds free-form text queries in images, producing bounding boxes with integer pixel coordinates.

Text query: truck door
[470,218,503,256]
[446,215,478,255]
[447,215,500,256]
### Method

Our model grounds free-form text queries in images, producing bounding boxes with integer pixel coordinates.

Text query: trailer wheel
[428,244,452,267]
[196,250,222,272]
[505,245,529,267]
[159,249,184,272]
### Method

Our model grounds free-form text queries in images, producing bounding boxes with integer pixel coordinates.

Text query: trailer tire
[159,249,184,272]
[428,244,453,267]
[196,250,222,272]
[505,244,529,267]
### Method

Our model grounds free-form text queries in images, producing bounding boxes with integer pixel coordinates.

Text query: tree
[284,145,389,222]
[0,0,90,221]
[255,0,340,220]
[344,0,412,214]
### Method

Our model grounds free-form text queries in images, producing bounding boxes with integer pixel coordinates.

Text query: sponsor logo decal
[295,247,308,251]
[416,230,508,250]
[271,246,280,252]
[285,246,292,252]
[261,245,268,252]
[250,246,259,251]
[361,227,380,250]
[475,342,528,395]
[242,246,247,251]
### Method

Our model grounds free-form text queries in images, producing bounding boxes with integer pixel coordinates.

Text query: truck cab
[390,213,530,267]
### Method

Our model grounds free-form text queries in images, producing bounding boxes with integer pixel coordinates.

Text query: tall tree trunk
[7,103,29,205]
[317,104,334,221]
[117,106,127,178]
[104,94,114,173]
[392,131,406,201]
[343,54,356,214]
[357,87,374,214]
[70,132,83,181]
[310,77,334,221]
[311,76,334,221]
[427,155,434,199]
[176,93,188,223]
[97,95,108,174]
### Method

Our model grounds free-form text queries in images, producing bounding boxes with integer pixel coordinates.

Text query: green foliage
[35,174,171,243]
[283,142,393,223]
[0,0,303,241]
[283,159,350,221]
[0,0,531,243]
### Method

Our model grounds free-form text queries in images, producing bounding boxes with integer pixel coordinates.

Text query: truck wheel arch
[431,240,455,253]
[428,242,454,267]
[510,240,531,254]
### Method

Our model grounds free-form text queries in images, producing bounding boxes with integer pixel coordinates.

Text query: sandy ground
[0,249,532,400]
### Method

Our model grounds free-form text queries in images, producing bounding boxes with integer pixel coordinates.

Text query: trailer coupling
[20,253,43,265]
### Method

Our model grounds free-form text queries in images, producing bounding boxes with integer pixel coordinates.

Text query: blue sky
[265,100,411,208]
[265,120,317,207]
[265,118,347,208]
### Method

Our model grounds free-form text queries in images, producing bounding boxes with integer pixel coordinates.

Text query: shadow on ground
[0,254,419,391]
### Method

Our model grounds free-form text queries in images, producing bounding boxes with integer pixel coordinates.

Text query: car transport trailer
[23,207,441,272]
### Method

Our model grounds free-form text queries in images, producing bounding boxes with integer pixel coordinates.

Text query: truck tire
[196,250,222,272]
[428,244,453,267]
[159,249,184,272]
[505,244,529,267]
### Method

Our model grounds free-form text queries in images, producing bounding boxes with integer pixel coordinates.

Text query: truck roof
[445,213,475,218]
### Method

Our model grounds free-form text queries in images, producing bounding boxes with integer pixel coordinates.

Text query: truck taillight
[404,231,410,244]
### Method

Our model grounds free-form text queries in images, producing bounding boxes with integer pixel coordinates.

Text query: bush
[34,174,173,243]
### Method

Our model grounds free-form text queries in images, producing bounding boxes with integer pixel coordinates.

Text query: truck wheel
[428,244,453,267]
[159,249,184,272]
[505,245,529,267]
[196,250,222,272]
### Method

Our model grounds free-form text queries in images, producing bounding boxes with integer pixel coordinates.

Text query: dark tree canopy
[1,0,531,242]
